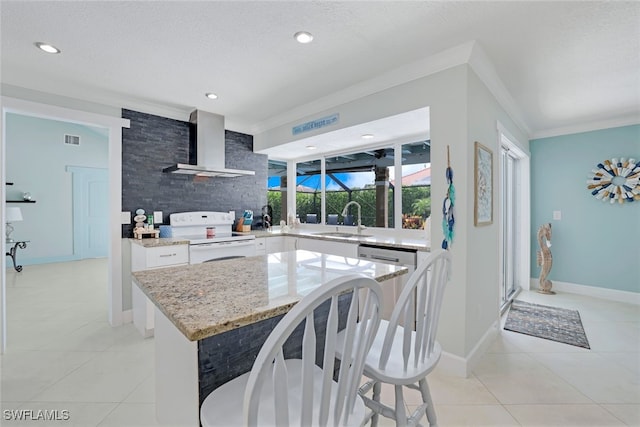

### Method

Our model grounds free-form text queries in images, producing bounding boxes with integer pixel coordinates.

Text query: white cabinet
[266,236,286,254]
[131,243,188,337]
[255,236,287,255]
[255,238,266,255]
[292,236,358,258]
[136,245,189,269]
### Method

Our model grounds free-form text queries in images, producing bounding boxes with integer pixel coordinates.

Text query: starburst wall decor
[587,157,640,204]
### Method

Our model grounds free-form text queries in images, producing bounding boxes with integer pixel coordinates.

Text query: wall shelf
[5,182,36,202]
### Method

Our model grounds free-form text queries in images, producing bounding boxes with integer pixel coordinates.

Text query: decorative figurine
[536,223,555,294]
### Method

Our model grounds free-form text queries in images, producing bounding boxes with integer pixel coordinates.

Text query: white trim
[393,142,403,229]
[320,157,326,223]
[437,351,468,378]
[529,278,640,305]
[2,96,130,338]
[2,97,128,128]
[531,114,640,140]
[122,309,133,324]
[438,322,499,378]
[1,104,6,353]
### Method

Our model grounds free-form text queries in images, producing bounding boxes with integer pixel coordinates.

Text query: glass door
[500,140,525,309]
[501,146,519,309]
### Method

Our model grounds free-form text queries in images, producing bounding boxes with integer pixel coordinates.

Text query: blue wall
[530,124,640,293]
[6,113,109,265]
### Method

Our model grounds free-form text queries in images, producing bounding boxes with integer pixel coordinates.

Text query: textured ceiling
[1,1,639,143]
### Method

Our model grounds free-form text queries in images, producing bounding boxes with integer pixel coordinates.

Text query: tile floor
[1,259,639,426]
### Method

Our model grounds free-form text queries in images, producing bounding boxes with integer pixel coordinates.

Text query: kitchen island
[132,250,408,426]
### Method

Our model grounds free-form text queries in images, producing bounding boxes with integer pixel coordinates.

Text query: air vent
[64,134,80,146]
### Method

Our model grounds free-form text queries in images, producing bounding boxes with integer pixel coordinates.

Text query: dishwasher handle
[358,244,417,266]
[369,254,400,264]
[360,253,401,264]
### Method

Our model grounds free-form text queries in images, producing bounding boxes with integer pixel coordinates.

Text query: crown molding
[1,83,192,123]
[531,113,640,140]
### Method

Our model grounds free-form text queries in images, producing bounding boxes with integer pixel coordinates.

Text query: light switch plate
[154,211,163,224]
[553,210,562,220]
[121,211,131,225]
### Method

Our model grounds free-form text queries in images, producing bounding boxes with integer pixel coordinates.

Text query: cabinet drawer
[255,238,266,255]
[146,245,189,268]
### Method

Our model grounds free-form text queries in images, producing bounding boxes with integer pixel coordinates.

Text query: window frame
[271,141,428,233]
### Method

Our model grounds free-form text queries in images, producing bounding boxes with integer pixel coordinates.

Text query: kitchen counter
[141,250,408,425]
[129,237,189,248]
[132,249,407,341]
[128,225,429,251]
[247,227,430,251]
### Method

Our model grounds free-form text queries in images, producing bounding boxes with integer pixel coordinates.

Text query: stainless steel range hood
[163,110,255,177]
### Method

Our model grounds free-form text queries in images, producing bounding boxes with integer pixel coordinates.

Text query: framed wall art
[474,141,493,226]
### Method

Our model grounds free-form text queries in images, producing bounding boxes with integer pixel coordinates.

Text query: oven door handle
[190,240,255,250]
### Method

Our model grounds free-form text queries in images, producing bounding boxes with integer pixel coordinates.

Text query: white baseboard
[438,321,499,378]
[438,351,468,377]
[529,279,640,305]
[122,309,133,324]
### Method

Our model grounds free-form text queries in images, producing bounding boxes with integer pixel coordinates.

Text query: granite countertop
[128,226,429,251]
[132,250,408,341]
[129,237,190,248]
[248,228,430,251]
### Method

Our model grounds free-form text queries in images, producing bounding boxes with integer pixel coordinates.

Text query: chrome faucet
[341,201,366,234]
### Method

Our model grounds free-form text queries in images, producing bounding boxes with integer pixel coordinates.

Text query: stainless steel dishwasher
[358,244,417,320]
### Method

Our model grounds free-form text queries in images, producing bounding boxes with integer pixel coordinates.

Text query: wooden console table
[5,239,28,272]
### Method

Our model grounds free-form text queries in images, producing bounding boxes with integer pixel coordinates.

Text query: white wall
[255,63,529,374]
[6,113,108,264]
[256,65,471,358]
[465,68,529,356]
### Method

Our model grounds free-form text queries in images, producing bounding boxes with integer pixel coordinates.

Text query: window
[267,160,286,225]
[399,141,431,229]
[296,159,321,223]
[267,141,430,229]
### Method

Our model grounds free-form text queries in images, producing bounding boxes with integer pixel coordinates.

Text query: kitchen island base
[133,251,408,425]
[155,294,352,426]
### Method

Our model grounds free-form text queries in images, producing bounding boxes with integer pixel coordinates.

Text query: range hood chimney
[163,110,255,177]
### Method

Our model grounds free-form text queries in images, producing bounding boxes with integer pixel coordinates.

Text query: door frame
[1,96,130,353]
[496,121,530,312]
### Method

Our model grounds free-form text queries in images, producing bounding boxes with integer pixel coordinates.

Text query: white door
[71,166,109,259]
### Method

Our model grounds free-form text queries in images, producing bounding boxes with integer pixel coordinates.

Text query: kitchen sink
[312,231,372,238]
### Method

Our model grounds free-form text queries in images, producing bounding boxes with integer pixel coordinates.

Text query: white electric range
[169,211,256,264]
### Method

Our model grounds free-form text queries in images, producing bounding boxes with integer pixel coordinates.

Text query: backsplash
[121,109,267,238]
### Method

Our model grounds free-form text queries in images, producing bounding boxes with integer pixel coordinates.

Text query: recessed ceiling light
[205,93,218,100]
[34,42,61,54]
[306,145,317,150]
[361,134,374,139]
[294,31,314,44]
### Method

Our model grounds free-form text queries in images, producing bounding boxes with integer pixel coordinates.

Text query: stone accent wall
[121,109,267,237]
[197,293,352,407]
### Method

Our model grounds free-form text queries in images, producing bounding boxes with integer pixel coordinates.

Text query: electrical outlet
[154,211,163,224]
[120,211,131,225]
[553,210,562,220]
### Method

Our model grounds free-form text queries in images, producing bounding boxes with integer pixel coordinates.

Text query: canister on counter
[206,226,216,237]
